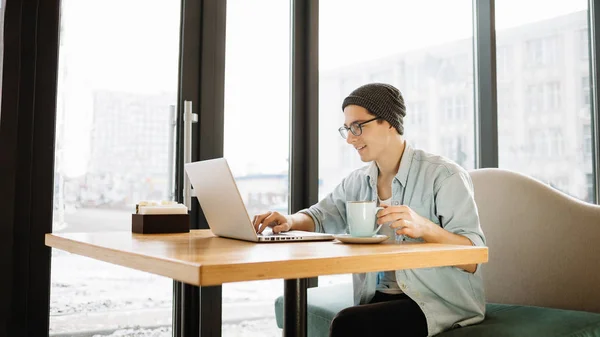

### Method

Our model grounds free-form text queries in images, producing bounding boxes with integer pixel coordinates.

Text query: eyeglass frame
[338,117,382,139]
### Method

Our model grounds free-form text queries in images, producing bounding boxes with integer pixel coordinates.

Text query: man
[253,83,486,337]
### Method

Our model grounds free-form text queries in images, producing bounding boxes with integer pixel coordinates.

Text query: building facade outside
[56,11,594,210]
[319,10,593,203]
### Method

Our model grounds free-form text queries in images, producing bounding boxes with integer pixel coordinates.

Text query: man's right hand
[253,211,292,234]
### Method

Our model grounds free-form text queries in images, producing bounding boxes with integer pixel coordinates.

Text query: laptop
[184,158,334,242]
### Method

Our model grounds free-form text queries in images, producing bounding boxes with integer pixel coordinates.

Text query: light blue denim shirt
[300,143,486,336]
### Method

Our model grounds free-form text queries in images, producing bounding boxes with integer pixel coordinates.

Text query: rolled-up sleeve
[299,179,348,234]
[434,171,486,247]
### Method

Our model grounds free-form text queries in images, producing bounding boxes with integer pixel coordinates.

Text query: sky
[56,0,588,177]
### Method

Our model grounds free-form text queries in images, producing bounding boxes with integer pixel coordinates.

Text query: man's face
[343,105,395,162]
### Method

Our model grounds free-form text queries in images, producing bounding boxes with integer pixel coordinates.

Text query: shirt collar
[367,142,414,188]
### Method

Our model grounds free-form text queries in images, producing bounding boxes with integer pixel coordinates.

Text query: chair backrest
[469,168,600,313]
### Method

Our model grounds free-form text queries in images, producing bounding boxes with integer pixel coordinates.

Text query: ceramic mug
[346,201,384,237]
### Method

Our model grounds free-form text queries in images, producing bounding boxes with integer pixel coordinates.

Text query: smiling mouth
[356,145,366,151]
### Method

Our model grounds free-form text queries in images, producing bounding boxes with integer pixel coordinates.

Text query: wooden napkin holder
[131,214,190,234]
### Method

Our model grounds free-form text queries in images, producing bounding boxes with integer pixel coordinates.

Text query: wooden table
[45,230,488,337]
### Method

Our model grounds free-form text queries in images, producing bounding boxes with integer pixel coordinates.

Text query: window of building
[530,129,549,157]
[584,124,592,160]
[587,173,594,203]
[442,96,467,121]
[546,81,561,110]
[526,36,558,66]
[497,46,511,79]
[405,64,421,91]
[407,101,426,126]
[582,76,590,107]
[549,128,564,157]
[526,84,543,112]
[440,135,468,167]
[550,176,569,192]
[580,28,588,60]
[526,82,561,112]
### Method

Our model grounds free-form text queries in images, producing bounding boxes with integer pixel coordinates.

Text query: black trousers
[329,291,428,337]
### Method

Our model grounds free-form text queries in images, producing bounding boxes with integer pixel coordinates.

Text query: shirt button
[400,283,407,289]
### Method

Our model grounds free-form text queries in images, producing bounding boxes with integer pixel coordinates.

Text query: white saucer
[334,234,389,244]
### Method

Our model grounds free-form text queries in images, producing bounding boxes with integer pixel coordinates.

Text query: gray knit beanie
[341,83,406,135]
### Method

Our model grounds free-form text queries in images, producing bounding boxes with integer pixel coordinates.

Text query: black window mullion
[473,0,499,169]
[174,0,226,336]
[290,0,319,286]
[588,0,600,204]
[172,0,200,332]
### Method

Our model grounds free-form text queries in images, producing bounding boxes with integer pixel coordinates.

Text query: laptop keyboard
[259,229,327,238]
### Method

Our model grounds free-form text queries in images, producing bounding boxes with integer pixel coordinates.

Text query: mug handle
[372,206,385,235]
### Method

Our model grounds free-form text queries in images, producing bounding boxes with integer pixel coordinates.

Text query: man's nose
[346,132,357,144]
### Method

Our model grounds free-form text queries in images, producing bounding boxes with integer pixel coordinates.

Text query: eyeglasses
[338,117,381,139]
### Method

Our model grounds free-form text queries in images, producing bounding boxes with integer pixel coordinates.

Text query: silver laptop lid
[184,158,259,242]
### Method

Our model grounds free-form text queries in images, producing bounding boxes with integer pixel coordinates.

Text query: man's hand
[376,204,433,239]
[253,211,292,234]
[377,204,478,273]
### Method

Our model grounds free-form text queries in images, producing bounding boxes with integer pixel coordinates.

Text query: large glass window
[319,0,474,285]
[496,0,594,203]
[320,0,475,189]
[222,0,289,334]
[50,0,180,335]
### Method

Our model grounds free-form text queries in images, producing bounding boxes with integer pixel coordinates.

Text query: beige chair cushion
[470,168,600,313]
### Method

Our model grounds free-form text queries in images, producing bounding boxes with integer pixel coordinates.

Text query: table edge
[198,246,489,285]
[45,233,202,286]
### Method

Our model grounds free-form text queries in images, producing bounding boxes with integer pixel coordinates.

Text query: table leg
[179,283,222,337]
[199,285,222,337]
[283,278,308,337]
[181,283,199,337]
[173,281,183,337]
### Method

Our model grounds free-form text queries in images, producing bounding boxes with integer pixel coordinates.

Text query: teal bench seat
[274,284,600,337]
